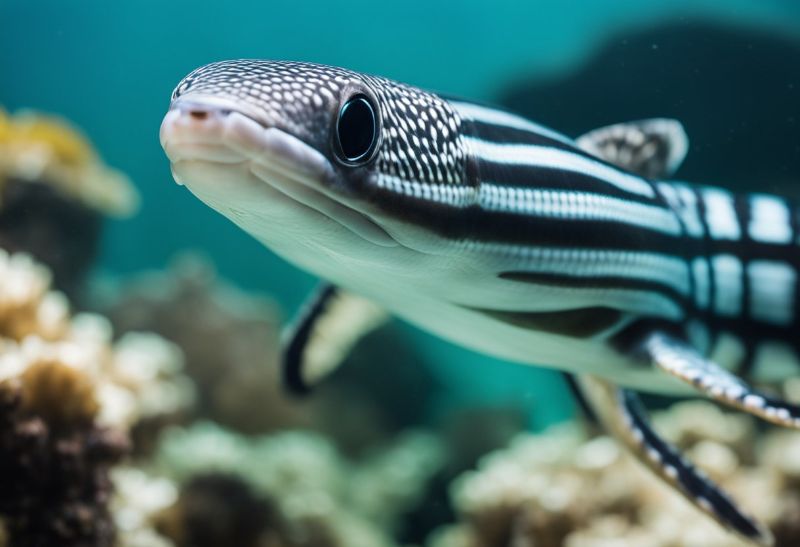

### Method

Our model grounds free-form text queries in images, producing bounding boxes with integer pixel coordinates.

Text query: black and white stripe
[368,96,800,354]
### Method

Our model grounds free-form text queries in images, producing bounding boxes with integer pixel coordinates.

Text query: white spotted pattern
[172,59,468,190]
[647,332,800,429]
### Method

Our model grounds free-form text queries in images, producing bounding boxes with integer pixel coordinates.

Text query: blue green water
[2,0,800,427]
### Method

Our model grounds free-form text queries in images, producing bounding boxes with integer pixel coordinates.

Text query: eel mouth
[159,95,397,247]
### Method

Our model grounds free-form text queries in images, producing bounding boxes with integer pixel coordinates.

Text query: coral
[153,421,446,547]
[94,254,445,457]
[111,467,178,547]
[0,249,193,431]
[153,473,284,547]
[307,324,444,456]
[93,255,309,435]
[0,381,128,546]
[19,358,99,427]
[0,249,69,342]
[0,251,193,546]
[430,400,800,547]
[349,430,447,530]
[0,315,192,432]
[0,176,102,298]
[0,108,139,296]
[0,107,139,217]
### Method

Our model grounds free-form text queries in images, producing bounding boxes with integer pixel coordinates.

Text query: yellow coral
[0,109,95,168]
[0,106,139,217]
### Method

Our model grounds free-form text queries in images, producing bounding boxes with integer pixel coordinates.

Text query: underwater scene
[3,1,800,545]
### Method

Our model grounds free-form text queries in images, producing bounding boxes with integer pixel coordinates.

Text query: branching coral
[94,254,444,458]
[153,473,287,547]
[152,421,446,547]
[0,107,139,217]
[0,249,193,432]
[0,250,69,342]
[0,317,192,432]
[431,400,800,547]
[94,255,310,435]
[0,107,140,296]
[0,250,193,546]
[112,467,178,547]
[0,380,128,546]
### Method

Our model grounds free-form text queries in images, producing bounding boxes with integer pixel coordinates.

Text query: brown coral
[0,381,128,547]
[94,255,309,435]
[18,359,99,428]
[0,251,193,546]
[154,473,286,547]
[0,107,140,296]
[93,254,444,456]
[431,401,800,547]
[152,422,446,547]
[0,177,102,297]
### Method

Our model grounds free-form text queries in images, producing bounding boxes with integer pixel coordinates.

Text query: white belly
[166,138,685,395]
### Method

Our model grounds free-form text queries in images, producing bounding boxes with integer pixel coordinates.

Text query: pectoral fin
[577,375,772,546]
[577,118,688,179]
[282,284,388,395]
[642,331,800,429]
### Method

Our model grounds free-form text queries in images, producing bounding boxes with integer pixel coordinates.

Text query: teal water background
[2,0,800,427]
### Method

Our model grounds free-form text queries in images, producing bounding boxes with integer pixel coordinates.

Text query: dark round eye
[335,94,378,165]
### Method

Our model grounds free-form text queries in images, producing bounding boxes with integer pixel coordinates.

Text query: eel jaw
[159,97,396,247]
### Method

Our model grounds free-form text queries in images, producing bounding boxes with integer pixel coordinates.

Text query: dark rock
[155,473,283,547]
[0,178,101,299]
[499,22,800,194]
[0,383,127,547]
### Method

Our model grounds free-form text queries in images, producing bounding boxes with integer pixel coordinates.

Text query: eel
[160,60,800,545]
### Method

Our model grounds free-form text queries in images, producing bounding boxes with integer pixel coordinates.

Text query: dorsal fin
[282,284,388,395]
[576,118,689,179]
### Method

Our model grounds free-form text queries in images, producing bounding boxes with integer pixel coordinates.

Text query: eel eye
[334,94,378,165]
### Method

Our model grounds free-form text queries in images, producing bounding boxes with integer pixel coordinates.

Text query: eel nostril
[189,110,209,120]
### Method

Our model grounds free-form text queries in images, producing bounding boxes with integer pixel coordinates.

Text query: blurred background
[3,1,800,546]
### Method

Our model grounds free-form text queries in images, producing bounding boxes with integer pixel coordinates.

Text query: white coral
[156,422,446,547]
[350,431,446,528]
[434,402,800,547]
[112,468,178,547]
[0,251,192,429]
[0,250,69,343]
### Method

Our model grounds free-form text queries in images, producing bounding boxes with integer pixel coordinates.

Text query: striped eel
[160,60,800,545]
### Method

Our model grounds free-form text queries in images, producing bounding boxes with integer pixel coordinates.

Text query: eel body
[160,60,800,545]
